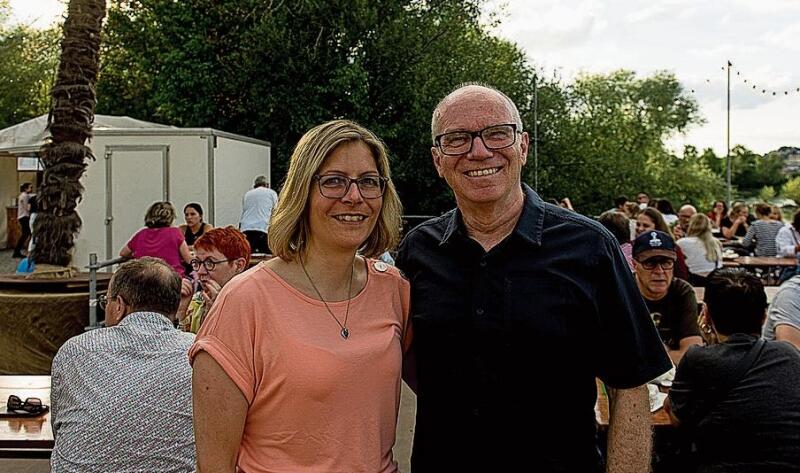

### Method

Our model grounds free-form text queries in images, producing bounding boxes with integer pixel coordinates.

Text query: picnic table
[0,375,53,457]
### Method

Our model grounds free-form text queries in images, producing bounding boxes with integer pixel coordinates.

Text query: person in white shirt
[239,175,279,253]
[677,213,722,286]
[776,209,800,258]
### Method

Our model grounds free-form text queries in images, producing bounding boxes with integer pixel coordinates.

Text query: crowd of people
[43,84,800,473]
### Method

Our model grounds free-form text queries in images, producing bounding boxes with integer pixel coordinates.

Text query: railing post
[87,253,98,330]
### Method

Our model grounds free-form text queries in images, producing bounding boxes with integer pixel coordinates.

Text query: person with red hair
[178,226,251,332]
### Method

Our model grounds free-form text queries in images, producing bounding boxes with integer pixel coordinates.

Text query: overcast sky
[10,0,800,155]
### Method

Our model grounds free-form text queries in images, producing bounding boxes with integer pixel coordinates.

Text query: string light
[692,62,800,99]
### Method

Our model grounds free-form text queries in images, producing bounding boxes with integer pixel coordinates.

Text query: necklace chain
[299,255,354,340]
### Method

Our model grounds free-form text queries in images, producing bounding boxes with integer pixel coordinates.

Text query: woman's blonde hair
[144,201,176,228]
[268,119,402,261]
[687,213,721,263]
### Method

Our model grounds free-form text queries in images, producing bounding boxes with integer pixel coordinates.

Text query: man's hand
[606,385,652,473]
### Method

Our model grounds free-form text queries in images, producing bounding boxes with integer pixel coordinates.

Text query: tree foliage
[97,0,536,214]
[0,4,60,129]
[530,70,720,215]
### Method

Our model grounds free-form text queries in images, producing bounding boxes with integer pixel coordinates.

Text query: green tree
[728,145,787,196]
[0,6,60,129]
[759,185,776,202]
[531,70,712,215]
[97,0,535,214]
[783,176,800,204]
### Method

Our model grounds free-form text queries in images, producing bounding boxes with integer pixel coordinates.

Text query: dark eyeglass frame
[7,395,44,414]
[434,123,521,156]
[312,174,388,200]
[639,258,675,271]
[190,258,231,272]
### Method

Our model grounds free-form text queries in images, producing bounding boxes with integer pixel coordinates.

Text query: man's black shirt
[396,185,671,472]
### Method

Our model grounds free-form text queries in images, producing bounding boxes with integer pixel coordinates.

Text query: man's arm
[667,336,703,365]
[775,324,800,350]
[606,385,652,473]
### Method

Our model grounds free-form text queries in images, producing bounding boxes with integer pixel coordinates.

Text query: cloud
[625,5,666,23]
[762,23,800,51]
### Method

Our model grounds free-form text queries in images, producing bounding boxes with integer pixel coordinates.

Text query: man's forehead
[436,89,513,131]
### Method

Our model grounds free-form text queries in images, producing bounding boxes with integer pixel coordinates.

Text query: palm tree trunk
[30,0,106,271]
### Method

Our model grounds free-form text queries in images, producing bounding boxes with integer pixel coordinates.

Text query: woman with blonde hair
[190,119,410,472]
[119,201,192,276]
[677,213,723,286]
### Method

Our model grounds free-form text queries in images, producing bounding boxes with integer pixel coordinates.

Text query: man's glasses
[98,294,109,310]
[190,258,231,272]
[434,123,520,156]
[639,258,675,271]
[7,395,45,414]
[313,174,388,200]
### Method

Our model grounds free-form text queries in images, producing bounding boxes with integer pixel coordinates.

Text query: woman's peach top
[189,259,410,473]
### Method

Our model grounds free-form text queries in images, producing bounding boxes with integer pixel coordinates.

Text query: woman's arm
[193,351,248,473]
[119,244,133,259]
[179,240,193,264]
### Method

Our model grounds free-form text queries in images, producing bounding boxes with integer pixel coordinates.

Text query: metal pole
[726,60,732,204]
[533,74,539,191]
[88,252,98,330]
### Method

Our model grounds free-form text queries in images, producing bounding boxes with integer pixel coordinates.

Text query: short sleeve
[595,236,672,388]
[768,287,800,332]
[674,281,700,341]
[188,276,259,404]
[125,229,138,252]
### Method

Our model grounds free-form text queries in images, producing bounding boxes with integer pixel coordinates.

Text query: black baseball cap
[633,230,677,261]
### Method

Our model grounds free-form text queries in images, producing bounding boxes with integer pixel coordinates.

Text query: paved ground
[0,249,19,273]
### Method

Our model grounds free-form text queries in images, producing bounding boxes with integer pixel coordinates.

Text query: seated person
[676,214,723,286]
[178,226,251,333]
[598,210,634,271]
[721,202,750,239]
[742,202,783,256]
[762,274,800,350]
[633,230,703,364]
[672,204,697,239]
[666,268,800,472]
[50,257,195,472]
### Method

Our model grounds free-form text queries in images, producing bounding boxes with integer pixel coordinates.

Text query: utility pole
[533,74,539,191]
[726,60,732,204]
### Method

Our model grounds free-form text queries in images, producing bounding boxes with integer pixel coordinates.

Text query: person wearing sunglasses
[50,257,195,472]
[189,120,409,472]
[633,230,703,365]
[176,226,250,333]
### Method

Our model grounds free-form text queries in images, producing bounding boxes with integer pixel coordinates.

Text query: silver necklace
[299,255,354,340]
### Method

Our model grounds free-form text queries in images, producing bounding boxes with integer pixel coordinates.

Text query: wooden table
[730,256,796,268]
[694,285,780,304]
[0,376,53,455]
[595,379,670,428]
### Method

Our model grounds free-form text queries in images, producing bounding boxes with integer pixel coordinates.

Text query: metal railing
[85,253,127,330]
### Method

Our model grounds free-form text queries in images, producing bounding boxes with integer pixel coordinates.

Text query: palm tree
[30,0,106,272]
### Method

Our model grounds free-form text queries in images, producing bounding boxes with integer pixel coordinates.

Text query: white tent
[1,114,271,267]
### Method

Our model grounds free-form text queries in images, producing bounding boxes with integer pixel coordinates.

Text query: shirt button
[479,260,487,267]
[476,308,484,316]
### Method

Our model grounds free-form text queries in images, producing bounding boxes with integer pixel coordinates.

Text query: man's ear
[235,258,247,273]
[431,147,444,178]
[518,131,529,166]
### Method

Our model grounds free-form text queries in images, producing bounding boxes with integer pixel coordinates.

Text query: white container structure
[0,115,271,267]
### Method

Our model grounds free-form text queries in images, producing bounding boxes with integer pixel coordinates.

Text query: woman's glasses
[7,395,45,414]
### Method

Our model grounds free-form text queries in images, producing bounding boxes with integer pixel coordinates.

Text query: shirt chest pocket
[504,276,583,343]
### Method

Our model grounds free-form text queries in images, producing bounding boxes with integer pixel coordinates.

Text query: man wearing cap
[633,230,703,364]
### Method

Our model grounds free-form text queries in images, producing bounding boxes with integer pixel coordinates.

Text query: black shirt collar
[439,184,545,248]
